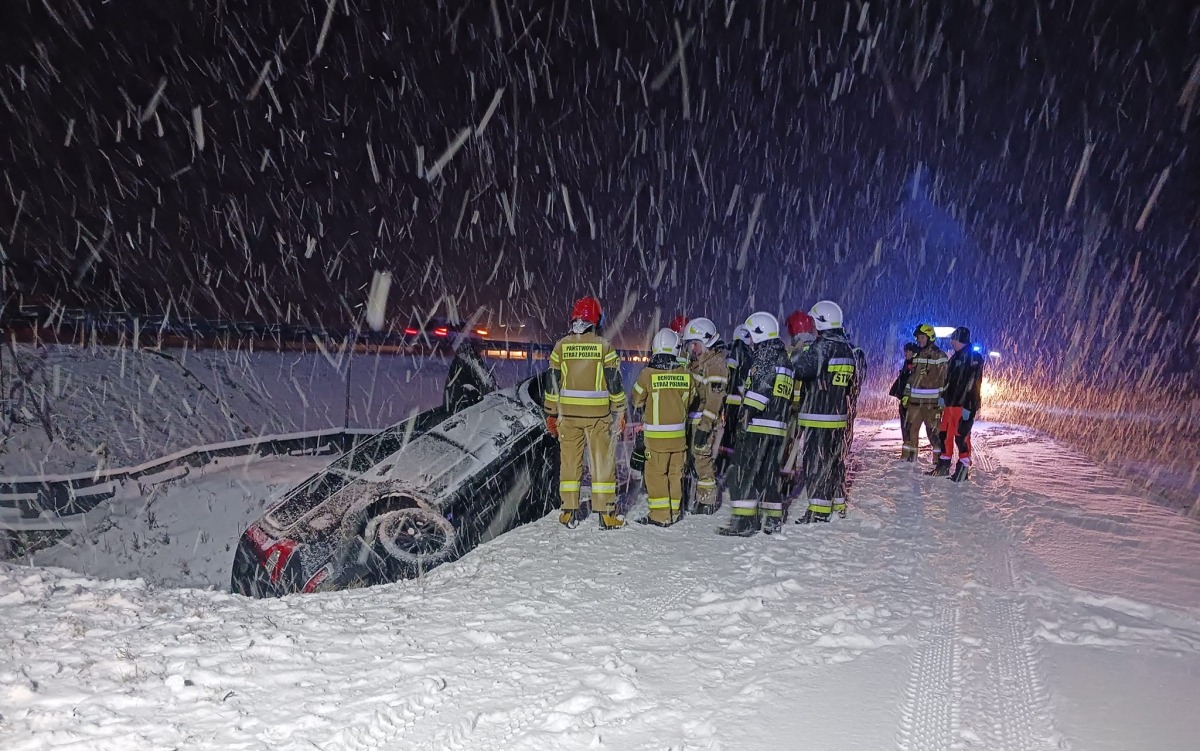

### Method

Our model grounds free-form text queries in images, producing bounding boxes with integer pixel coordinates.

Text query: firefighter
[780,310,817,498]
[630,328,695,525]
[681,317,728,515]
[716,324,751,476]
[544,296,628,529]
[889,342,920,445]
[718,312,794,537]
[932,327,985,481]
[902,323,948,463]
[793,300,858,523]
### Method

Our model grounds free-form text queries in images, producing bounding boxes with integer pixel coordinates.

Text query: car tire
[364,507,458,573]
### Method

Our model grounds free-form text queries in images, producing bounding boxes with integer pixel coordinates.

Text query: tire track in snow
[320,676,454,751]
[896,597,961,751]
[895,432,1059,751]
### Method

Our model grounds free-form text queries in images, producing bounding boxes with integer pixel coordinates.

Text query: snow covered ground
[3,420,1199,750]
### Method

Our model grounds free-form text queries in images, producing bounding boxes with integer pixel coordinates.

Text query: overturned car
[230,368,559,597]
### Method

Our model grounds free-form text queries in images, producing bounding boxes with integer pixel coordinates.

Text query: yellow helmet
[914,323,936,340]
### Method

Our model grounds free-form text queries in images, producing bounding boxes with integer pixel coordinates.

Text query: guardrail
[0,428,382,535]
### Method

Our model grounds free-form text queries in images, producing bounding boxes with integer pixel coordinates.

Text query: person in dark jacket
[930,327,985,481]
[889,342,920,440]
[792,300,858,523]
[718,312,794,537]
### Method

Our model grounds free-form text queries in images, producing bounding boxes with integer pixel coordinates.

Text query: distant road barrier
[0,428,381,536]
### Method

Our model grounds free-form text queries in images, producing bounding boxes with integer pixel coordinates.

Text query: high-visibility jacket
[740,339,795,437]
[724,339,751,408]
[689,344,728,433]
[631,360,694,451]
[905,342,948,405]
[544,330,626,418]
[792,329,857,429]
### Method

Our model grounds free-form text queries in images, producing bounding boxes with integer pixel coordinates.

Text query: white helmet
[744,312,780,344]
[681,317,720,348]
[809,300,843,331]
[733,324,751,345]
[651,328,681,357]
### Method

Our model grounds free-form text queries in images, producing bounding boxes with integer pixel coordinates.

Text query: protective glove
[901,396,909,407]
[938,397,945,409]
[546,416,558,438]
[692,429,711,449]
[628,431,648,467]
[961,409,972,421]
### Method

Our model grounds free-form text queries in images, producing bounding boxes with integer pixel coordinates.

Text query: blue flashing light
[972,344,983,353]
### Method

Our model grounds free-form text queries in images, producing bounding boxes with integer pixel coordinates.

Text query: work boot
[761,515,783,535]
[795,509,831,524]
[558,508,587,529]
[927,457,952,476]
[598,513,626,530]
[949,460,971,483]
[690,502,718,516]
[836,506,848,519]
[637,514,676,528]
[717,514,760,537]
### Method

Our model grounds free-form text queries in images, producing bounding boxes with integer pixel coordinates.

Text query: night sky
[1,0,1196,372]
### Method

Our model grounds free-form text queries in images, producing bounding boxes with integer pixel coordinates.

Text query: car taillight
[434,327,448,337]
[475,328,489,337]
[404,327,419,336]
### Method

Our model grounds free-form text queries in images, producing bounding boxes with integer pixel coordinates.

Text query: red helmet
[786,310,816,337]
[668,314,689,333]
[570,296,603,326]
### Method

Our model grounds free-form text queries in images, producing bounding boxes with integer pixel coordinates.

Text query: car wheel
[364,507,458,571]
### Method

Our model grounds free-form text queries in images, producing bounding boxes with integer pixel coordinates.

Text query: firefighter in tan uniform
[544,296,628,529]
[630,329,694,526]
[680,317,729,515]
[902,323,948,462]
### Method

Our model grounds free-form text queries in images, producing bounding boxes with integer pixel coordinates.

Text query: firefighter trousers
[716,405,741,473]
[688,424,720,507]
[727,433,786,519]
[903,401,943,460]
[557,415,617,513]
[801,427,847,516]
[644,446,686,523]
[938,407,974,465]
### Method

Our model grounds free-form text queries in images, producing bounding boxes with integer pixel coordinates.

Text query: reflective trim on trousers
[760,500,784,518]
[647,497,671,509]
[797,418,847,429]
[560,481,581,492]
[808,499,833,513]
[725,395,743,405]
[731,499,758,516]
[750,418,787,429]
[591,482,617,494]
[697,479,717,488]
[832,498,847,511]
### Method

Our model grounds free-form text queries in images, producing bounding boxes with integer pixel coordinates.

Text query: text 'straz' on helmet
[744,312,780,344]
[681,317,720,347]
[668,314,689,333]
[652,328,682,357]
[809,300,843,331]
[570,296,602,326]
[785,310,816,337]
[734,324,751,344]
[914,323,936,340]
